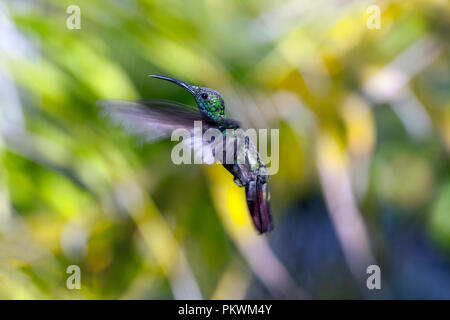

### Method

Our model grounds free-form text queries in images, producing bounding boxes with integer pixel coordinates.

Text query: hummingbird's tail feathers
[245,178,273,234]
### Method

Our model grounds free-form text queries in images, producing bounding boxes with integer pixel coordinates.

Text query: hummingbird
[100,75,273,233]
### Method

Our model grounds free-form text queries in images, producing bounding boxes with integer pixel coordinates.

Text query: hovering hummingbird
[100,75,273,233]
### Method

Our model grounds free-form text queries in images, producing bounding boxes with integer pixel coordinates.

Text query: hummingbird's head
[149,75,226,122]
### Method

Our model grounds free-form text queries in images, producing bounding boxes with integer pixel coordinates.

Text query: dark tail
[245,178,273,234]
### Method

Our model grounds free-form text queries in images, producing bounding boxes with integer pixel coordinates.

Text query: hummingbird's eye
[201,93,208,100]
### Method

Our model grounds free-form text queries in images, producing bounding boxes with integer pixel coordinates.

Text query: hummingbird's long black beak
[148,75,195,95]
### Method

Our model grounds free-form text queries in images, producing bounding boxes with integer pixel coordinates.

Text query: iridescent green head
[149,75,231,125]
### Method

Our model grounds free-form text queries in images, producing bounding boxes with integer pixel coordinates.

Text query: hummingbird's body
[101,75,273,233]
[221,128,272,233]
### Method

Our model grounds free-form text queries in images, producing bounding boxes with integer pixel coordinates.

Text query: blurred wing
[188,129,257,167]
[99,99,208,143]
[178,130,223,165]
[99,99,232,165]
